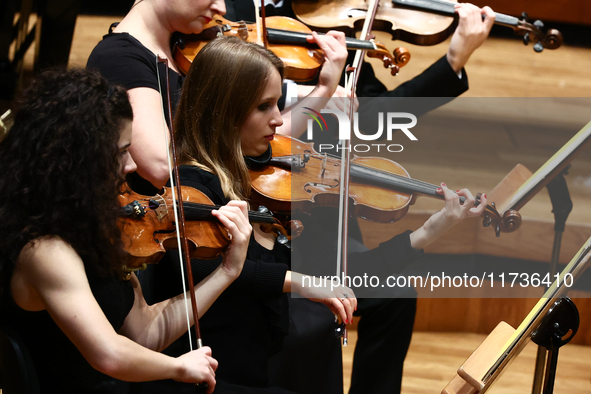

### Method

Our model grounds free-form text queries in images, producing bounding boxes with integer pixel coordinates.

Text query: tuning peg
[523,33,530,46]
[534,20,544,29]
[276,233,290,248]
[533,42,544,52]
[276,233,288,244]
[521,11,529,20]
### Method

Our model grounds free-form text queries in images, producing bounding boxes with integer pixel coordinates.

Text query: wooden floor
[342,330,591,394]
[5,12,591,394]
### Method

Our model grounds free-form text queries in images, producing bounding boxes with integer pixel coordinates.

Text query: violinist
[228,2,495,394]
[144,37,483,393]
[227,0,496,130]
[86,0,349,194]
[128,36,356,394]
[0,68,252,393]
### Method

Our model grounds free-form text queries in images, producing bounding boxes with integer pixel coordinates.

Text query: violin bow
[156,55,207,391]
[335,0,382,346]
[253,0,269,48]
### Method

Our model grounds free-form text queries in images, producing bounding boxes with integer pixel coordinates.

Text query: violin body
[173,15,408,81]
[249,134,521,235]
[118,185,230,270]
[250,134,414,223]
[292,0,562,52]
[174,16,323,81]
[292,0,456,46]
[118,183,292,270]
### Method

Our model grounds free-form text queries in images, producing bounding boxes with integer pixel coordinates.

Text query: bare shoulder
[20,235,73,256]
[12,236,87,311]
[18,236,83,273]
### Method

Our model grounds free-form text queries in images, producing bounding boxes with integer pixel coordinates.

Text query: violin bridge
[238,21,249,41]
[321,152,327,178]
[153,194,167,221]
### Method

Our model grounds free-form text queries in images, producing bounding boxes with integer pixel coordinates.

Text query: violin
[292,0,562,52]
[247,134,522,236]
[118,184,291,272]
[172,15,410,81]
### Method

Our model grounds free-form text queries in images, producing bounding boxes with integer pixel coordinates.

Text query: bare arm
[11,238,217,390]
[119,201,251,351]
[446,4,496,73]
[410,184,487,249]
[127,87,172,189]
[10,202,250,390]
[282,271,357,325]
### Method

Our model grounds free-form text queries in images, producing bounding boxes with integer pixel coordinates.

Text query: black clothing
[2,272,134,393]
[87,32,185,196]
[133,164,423,394]
[224,3,464,393]
[134,165,292,394]
[268,295,417,394]
[87,31,185,304]
[87,32,184,122]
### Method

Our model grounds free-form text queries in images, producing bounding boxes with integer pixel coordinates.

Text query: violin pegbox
[516,12,563,52]
[482,201,521,237]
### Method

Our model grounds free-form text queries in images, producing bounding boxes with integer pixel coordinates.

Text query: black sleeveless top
[2,271,134,393]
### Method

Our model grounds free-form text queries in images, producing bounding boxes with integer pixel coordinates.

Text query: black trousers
[268,292,417,394]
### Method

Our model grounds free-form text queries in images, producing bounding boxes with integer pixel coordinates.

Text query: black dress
[133,165,295,394]
[2,271,134,394]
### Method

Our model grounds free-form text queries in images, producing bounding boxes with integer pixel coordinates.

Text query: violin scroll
[515,12,563,52]
[366,42,411,75]
[482,201,521,237]
[393,47,411,67]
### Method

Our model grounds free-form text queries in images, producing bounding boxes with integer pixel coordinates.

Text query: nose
[212,0,226,16]
[271,106,284,128]
[122,152,137,175]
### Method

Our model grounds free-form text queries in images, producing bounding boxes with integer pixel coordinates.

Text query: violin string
[316,154,439,191]
[315,152,437,188]
[300,154,440,193]
[424,0,457,7]
[136,199,274,222]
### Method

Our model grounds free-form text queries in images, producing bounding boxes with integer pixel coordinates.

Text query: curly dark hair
[0,68,133,302]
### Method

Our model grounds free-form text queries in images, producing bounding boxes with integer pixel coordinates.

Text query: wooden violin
[248,134,521,236]
[118,184,288,272]
[292,0,562,52]
[173,15,410,81]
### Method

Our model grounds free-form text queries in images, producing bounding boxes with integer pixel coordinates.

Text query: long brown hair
[174,37,284,200]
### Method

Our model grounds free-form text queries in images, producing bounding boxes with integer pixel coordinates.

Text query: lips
[264,133,275,141]
[201,16,212,24]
